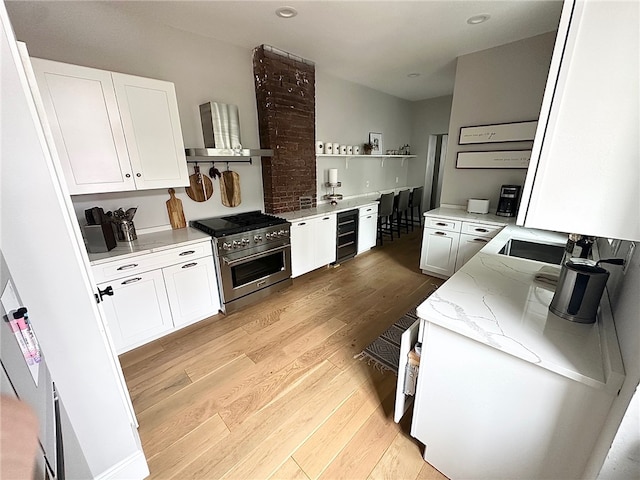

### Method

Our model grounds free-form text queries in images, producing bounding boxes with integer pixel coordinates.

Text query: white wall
[440,32,556,210]
[315,71,413,198]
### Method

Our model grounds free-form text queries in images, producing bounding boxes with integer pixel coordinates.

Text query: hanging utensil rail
[186,158,253,165]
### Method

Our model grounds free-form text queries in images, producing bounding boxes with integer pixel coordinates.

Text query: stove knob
[265,232,272,240]
[232,240,241,249]
[254,235,263,243]
[241,238,250,246]
[222,242,232,251]
[279,229,286,237]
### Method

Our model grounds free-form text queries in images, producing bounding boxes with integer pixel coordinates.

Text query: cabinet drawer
[424,217,461,233]
[93,240,213,283]
[359,204,379,217]
[461,222,503,238]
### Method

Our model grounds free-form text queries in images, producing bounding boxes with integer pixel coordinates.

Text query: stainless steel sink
[498,239,565,264]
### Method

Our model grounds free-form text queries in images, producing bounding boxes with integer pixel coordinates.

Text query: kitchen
[1,1,638,479]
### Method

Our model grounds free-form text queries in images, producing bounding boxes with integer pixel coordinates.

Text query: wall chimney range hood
[185,102,273,159]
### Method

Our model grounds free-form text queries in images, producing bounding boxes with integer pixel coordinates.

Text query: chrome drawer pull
[179,250,196,256]
[298,222,306,226]
[435,231,446,236]
[181,262,198,269]
[116,263,138,271]
[435,222,447,226]
[475,228,489,233]
[473,238,489,243]
[121,277,142,285]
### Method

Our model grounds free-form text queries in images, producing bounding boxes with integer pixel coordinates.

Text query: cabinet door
[357,212,378,254]
[31,58,135,194]
[517,0,639,241]
[290,220,315,278]
[314,215,337,267]
[98,270,173,354]
[420,227,460,278]
[112,73,189,190]
[454,234,490,271]
[163,256,220,328]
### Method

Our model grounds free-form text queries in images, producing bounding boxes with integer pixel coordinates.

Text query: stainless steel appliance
[191,211,292,313]
[549,258,623,323]
[496,185,521,217]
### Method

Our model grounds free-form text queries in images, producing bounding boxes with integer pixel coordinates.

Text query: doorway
[423,134,448,211]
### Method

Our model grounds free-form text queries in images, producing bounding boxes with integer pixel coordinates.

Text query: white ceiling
[106,1,563,101]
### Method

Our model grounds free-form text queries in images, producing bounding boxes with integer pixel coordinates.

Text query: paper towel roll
[467,198,490,214]
[329,168,338,184]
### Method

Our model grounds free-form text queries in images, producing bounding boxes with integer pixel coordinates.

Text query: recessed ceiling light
[407,73,421,78]
[467,14,490,25]
[276,6,298,19]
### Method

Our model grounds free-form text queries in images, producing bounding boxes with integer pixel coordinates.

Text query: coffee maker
[496,185,521,217]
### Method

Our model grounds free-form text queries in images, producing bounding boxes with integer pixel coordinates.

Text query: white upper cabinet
[517,0,639,241]
[31,58,189,194]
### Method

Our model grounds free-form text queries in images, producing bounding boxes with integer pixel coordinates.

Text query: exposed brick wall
[253,46,316,214]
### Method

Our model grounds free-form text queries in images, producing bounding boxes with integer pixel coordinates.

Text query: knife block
[83,224,117,253]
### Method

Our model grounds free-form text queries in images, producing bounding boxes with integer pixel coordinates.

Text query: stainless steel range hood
[185,102,272,159]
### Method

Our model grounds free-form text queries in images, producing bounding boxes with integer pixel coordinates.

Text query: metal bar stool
[377,192,395,245]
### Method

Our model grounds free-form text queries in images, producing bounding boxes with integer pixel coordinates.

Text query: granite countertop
[88,227,212,265]
[416,224,624,392]
[424,207,517,226]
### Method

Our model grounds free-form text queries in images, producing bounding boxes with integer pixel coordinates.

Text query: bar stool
[408,186,424,230]
[377,192,395,245]
[394,189,411,236]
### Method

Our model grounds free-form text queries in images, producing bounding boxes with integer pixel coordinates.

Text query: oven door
[217,241,291,304]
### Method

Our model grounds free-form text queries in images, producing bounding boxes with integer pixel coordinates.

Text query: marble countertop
[279,196,380,222]
[424,207,517,226]
[417,224,624,392]
[88,227,212,265]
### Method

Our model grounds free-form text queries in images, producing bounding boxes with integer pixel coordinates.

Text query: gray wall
[440,32,556,210]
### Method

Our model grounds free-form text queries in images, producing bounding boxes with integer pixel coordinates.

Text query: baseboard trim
[95,450,149,480]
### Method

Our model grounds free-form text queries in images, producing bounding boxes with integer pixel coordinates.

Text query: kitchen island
[410,224,624,479]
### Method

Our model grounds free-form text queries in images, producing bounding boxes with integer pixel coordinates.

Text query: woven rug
[355,287,438,374]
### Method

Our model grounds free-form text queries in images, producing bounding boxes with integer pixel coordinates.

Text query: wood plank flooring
[119,226,448,480]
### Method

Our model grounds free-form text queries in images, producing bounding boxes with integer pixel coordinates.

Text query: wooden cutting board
[220,169,241,207]
[186,165,213,202]
[166,188,186,229]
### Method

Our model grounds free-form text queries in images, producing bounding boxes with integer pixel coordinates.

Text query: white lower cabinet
[290,214,337,278]
[94,240,220,353]
[421,216,504,278]
[162,256,219,328]
[98,270,173,353]
[357,204,378,254]
[420,228,460,278]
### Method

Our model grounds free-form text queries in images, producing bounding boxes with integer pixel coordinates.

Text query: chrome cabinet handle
[179,250,195,256]
[435,231,446,236]
[181,262,198,268]
[116,263,138,271]
[473,238,488,243]
[436,222,447,226]
[474,228,489,233]
[121,277,142,285]
[298,222,306,226]
[125,173,131,178]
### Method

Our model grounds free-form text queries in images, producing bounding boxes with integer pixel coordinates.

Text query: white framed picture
[369,132,383,154]
[459,121,537,144]
[456,150,531,169]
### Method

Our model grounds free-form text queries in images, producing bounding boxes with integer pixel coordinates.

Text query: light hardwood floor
[119,225,448,480]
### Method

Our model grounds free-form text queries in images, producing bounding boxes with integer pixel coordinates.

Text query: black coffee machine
[496,185,521,217]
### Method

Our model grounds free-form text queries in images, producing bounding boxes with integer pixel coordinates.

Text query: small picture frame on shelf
[369,132,383,154]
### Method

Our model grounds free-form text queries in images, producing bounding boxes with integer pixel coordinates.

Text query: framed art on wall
[369,132,382,154]
[456,150,531,169]
[459,121,537,145]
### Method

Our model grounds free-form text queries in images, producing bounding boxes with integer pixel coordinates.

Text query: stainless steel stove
[191,211,292,313]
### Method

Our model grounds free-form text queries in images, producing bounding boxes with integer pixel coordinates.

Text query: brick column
[253,45,316,214]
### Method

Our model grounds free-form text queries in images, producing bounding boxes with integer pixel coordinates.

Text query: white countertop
[424,206,517,226]
[279,196,380,222]
[417,224,624,392]
[88,227,212,265]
